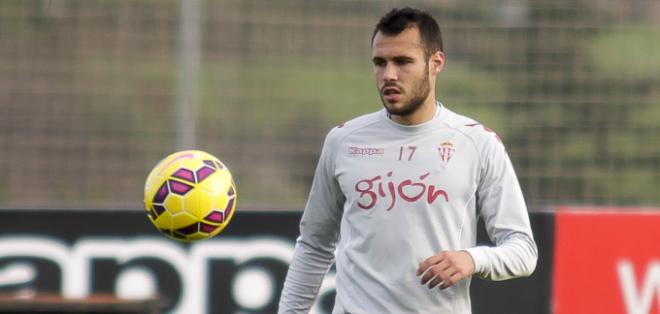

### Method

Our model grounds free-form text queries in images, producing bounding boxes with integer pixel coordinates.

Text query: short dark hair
[372,7,443,57]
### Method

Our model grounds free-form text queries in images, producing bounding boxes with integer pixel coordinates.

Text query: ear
[429,51,445,75]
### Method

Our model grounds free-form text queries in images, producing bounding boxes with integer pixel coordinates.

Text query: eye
[395,58,412,65]
[372,59,385,67]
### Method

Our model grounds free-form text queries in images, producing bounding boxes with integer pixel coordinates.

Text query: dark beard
[380,67,431,117]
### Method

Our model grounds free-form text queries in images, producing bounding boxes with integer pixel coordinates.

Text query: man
[279,7,537,314]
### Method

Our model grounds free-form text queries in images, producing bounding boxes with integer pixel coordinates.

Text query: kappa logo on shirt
[349,146,385,156]
[438,141,455,167]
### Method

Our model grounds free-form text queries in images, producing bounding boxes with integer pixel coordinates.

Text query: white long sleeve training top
[279,104,538,314]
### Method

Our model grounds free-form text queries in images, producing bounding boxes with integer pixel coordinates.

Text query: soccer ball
[144,150,237,242]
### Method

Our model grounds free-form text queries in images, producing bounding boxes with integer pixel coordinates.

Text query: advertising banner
[553,209,660,314]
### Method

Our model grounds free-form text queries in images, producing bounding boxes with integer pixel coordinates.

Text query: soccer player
[278,7,537,314]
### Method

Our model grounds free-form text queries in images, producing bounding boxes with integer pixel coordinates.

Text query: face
[372,27,443,119]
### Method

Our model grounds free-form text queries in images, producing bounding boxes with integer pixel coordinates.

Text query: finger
[417,253,447,276]
[440,270,463,290]
[421,259,451,284]
[420,261,442,284]
[420,266,438,285]
[426,271,446,289]
[420,260,450,285]
[416,255,442,276]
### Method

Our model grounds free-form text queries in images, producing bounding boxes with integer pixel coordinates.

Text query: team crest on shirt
[438,141,455,167]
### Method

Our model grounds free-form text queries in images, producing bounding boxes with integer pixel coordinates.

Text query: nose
[381,63,398,82]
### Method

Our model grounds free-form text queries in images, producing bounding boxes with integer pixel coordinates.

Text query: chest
[334,131,481,212]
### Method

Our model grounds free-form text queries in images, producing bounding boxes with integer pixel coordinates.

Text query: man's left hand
[417,250,476,290]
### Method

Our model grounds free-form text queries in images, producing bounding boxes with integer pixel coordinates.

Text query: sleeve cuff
[464,246,489,275]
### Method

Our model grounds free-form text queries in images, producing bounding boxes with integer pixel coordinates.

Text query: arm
[278,133,345,313]
[418,133,537,287]
[464,134,538,281]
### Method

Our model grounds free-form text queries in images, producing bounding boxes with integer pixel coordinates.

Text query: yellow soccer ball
[144,150,237,242]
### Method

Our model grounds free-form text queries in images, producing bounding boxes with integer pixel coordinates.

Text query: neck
[390,96,437,125]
